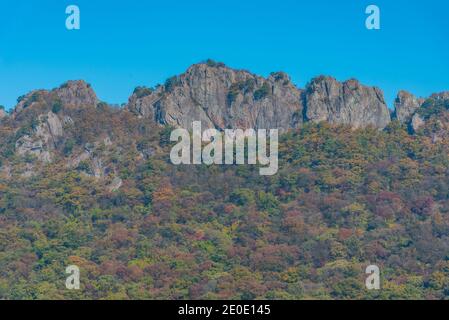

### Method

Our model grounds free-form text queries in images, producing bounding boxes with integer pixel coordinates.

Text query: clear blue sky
[1,0,448,110]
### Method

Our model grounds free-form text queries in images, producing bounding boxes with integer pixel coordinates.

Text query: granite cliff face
[393,91,424,123]
[12,80,98,117]
[304,76,391,129]
[5,61,449,140]
[127,62,304,131]
[15,111,64,163]
[127,62,397,131]
[54,80,98,108]
[7,80,98,166]
[0,61,447,185]
[393,90,449,133]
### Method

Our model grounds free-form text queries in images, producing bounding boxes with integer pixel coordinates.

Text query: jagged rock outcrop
[127,62,304,131]
[392,91,449,135]
[415,92,449,137]
[46,111,64,138]
[67,139,114,179]
[6,62,449,139]
[304,76,391,129]
[15,136,51,163]
[13,90,47,115]
[430,117,449,143]
[127,87,161,119]
[411,113,425,132]
[55,80,98,108]
[429,91,449,101]
[0,108,6,120]
[15,111,64,163]
[1,61,448,185]
[12,80,98,117]
[401,91,449,133]
[393,91,424,123]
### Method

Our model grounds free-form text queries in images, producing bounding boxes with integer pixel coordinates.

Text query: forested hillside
[0,64,448,300]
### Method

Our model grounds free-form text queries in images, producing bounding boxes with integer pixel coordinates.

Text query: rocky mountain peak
[127,61,304,131]
[393,90,424,123]
[304,76,391,129]
[392,90,449,133]
[1,61,448,182]
[5,62,448,136]
[12,80,98,117]
[55,80,98,108]
[127,64,397,131]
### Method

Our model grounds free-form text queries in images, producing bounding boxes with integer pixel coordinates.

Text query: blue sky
[1,0,448,110]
